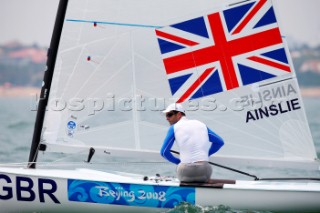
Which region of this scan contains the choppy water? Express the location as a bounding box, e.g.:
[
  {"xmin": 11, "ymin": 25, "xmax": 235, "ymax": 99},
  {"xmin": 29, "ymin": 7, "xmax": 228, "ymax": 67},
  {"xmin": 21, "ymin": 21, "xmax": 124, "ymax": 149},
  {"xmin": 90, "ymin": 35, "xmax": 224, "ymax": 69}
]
[{"xmin": 0, "ymin": 97, "xmax": 319, "ymax": 213}]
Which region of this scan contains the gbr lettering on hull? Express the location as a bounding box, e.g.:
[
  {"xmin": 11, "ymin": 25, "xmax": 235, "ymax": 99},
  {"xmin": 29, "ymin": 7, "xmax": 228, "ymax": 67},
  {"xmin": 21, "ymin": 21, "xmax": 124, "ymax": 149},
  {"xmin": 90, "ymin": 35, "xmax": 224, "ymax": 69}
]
[{"xmin": 0, "ymin": 174, "xmax": 60, "ymax": 204}]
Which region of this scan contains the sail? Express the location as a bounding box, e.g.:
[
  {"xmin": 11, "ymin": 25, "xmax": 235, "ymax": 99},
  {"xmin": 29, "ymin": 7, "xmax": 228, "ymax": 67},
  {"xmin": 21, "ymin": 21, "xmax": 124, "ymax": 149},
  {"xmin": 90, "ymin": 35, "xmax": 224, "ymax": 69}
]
[{"xmin": 40, "ymin": 0, "xmax": 318, "ymax": 169}]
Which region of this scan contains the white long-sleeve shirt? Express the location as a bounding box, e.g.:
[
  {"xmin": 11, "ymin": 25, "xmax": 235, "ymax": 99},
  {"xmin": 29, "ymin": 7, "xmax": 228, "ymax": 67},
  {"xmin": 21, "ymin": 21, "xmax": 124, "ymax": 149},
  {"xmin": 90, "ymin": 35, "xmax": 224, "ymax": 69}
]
[{"xmin": 161, "ymin": 117, "xmax": 224, "ymax": 164}]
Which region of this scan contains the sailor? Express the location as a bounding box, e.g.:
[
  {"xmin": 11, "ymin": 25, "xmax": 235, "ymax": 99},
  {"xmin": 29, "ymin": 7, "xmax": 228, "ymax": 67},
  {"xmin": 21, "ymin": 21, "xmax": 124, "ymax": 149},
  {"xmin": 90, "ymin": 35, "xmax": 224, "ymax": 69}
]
[{"xmin": 160, "ymin": 103, "xmax": 224, "ymax": 183}]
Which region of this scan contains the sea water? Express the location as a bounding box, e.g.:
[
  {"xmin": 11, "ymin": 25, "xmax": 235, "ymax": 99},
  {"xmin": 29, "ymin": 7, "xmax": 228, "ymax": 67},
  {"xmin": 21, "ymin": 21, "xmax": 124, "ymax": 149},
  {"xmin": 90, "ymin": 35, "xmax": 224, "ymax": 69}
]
[{"xmin": 0, "ymin": 97, "xmax": 319, "ymax": 213}]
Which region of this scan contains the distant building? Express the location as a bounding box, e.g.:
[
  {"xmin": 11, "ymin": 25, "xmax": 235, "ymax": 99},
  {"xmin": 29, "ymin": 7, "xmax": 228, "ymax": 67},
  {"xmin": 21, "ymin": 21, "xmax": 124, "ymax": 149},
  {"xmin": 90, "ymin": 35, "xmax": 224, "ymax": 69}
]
[
  {"xmin": 290, "ymin": 50, "xmax": 301, "ymax": 59},
  {"xmin": 300, "ymin": 60, "xmax": 320, "ymax": 73},
  {"xmin": 8, "ymin": 48, "xmax": 47, "ymax": 64}
]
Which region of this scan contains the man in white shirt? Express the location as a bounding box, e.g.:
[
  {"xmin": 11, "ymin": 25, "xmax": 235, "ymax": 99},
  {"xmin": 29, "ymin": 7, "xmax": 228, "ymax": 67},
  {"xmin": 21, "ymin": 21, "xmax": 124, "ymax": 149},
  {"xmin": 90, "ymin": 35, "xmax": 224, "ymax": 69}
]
[{"xmin": 160, "ymin": 103, "xmax": 224, "ymax": 182}]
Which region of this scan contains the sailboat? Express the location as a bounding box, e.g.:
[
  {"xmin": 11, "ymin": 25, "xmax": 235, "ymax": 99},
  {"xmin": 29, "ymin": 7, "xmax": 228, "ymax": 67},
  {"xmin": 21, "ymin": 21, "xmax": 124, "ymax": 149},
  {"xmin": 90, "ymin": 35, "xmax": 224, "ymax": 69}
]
[{"xmin": 1, "ymin": 0, "xmax": 320, "ymax": 212}]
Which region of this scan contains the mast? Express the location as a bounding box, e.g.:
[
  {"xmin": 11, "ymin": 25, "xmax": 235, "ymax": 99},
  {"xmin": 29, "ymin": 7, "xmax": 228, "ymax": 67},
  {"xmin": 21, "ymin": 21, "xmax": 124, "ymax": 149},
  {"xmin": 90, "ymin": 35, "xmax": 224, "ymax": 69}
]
[{"xmin": 28, "ymin": 0, "xmax": 69, "ymax": 168}]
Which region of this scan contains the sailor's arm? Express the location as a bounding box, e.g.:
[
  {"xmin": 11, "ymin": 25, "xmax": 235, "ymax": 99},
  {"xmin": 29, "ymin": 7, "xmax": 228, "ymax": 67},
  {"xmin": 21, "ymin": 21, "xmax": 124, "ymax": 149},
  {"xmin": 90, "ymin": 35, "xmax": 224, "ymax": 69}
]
[
  {"xmin": 160, "ymin": 126, "xmax": 180, "ymax": 164},
  {"xmin": 207, "ymin": 127, "xmax": 224, "ymax": 156}
]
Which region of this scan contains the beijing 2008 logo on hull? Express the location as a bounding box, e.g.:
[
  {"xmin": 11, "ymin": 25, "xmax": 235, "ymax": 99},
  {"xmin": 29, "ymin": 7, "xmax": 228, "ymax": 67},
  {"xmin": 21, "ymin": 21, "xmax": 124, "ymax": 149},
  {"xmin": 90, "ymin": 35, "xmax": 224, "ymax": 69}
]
[{"xmin": 68, "ymin": 179, "xmax": 195, "ymax": 208}]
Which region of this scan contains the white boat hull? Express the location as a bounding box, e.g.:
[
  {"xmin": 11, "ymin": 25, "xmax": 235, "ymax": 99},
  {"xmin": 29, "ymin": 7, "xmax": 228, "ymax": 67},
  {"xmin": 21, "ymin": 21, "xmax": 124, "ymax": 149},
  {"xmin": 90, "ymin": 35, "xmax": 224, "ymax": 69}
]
[{"xmin": 1, "ymin": 167, "xmax": 320, "ymax": 212}]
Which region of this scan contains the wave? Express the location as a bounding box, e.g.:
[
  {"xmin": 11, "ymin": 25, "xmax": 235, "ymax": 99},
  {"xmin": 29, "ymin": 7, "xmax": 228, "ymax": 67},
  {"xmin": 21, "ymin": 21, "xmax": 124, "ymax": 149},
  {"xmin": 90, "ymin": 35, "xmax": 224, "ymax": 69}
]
[
  {"xmin": 164, "ymin": 202, "xmax": 273, "ymax": 213},
  {"xmin": 7, "ymin": 121, "xmax": 33, "ymax": 129}
]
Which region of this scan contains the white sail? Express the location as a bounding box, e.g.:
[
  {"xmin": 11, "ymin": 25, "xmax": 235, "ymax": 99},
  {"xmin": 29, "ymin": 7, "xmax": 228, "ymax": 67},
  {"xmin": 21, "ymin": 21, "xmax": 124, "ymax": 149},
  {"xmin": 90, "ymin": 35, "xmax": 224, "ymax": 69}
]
[{"xmin": 41, "ymin": 0, "xmax": 318, "ymax": 170}]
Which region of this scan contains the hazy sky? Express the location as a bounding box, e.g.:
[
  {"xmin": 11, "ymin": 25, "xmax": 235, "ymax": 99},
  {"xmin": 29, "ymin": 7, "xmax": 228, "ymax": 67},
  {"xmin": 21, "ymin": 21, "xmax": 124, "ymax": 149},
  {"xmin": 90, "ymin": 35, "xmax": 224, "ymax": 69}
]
[{"xmin": 0, "ymin": 0, "xmax": 319, "ymax": 47}]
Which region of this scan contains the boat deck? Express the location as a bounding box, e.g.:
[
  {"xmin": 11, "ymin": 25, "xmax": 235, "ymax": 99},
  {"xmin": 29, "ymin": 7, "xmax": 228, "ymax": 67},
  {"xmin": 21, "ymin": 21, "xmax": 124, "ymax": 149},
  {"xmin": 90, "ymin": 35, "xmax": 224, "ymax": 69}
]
[{"xmin": 180, "ymin": 179, "xmax": 236, "ymax": 188}]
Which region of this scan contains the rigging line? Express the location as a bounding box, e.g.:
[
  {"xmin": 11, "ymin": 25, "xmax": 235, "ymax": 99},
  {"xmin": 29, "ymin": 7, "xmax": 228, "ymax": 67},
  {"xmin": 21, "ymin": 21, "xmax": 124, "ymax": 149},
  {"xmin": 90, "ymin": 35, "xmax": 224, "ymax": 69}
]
[
  {"xmin": 66, "ymin": 19, "xmax": 162, "ymax": 29},
  {"xmin": 170, "ymin": 150, "xmax": 260, "ymax": 180}
]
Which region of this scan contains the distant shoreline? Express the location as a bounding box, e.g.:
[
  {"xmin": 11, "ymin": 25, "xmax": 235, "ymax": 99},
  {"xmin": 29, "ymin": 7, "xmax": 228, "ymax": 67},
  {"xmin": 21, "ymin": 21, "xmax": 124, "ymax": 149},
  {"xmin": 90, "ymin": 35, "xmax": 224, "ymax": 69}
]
[
  {"xmin": 1, "ymin": 86, "xmax": 320, "ymax": 98},
  {"xmin": 0, "ymin": 86, "xmax": 40, "ymax": 97},
  {"xmin": 300, "ymin": 87, "xmax": 320, "ymax": 98}
]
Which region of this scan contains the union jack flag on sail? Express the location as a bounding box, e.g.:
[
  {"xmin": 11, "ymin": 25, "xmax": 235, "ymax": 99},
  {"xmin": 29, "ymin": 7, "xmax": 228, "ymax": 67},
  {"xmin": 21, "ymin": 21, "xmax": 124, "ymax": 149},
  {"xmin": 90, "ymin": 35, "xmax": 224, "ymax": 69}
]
[{"xmin": 155, "ymin": 0, "xmax": 292, "ymax": 103}]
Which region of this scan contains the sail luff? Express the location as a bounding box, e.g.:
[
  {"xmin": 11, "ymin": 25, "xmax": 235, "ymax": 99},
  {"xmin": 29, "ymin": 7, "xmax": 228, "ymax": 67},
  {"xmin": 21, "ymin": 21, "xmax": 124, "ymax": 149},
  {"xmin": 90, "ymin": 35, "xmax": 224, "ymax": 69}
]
[{"xmin": 28, "ymin": 0, "xmax": 69, "ymax": 168}]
